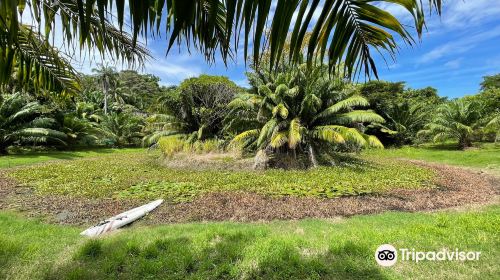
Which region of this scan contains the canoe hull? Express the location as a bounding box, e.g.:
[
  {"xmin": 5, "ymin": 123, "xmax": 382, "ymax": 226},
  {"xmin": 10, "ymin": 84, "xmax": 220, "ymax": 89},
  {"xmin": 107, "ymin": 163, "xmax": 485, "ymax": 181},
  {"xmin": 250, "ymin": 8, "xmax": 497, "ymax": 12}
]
[{"xmin": 80, "ymin": 199, "xmax": 163, "ymax": 237}]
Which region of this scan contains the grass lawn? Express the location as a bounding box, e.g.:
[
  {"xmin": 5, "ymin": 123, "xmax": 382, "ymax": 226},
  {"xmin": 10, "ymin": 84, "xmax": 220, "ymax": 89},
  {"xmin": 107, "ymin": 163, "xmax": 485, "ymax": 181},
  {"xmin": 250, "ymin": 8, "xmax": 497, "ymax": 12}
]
[
  {"xmin": 1, "ymin": 146, "xmax": 498, "ymax": 279},
  {"xmin": 365, "ymin": 143, "xmax": 500, "ymax": 171},
  {"xmin": 0, "ymin": 148, "xmax": 143, "ymax": 169},
  {"xmin": 1, "ymin": 205, "xmax": 498, "ymax": 279},
  {"xmin": 7, "ymin": 151, "xmax": 435, "ymax": 201}
]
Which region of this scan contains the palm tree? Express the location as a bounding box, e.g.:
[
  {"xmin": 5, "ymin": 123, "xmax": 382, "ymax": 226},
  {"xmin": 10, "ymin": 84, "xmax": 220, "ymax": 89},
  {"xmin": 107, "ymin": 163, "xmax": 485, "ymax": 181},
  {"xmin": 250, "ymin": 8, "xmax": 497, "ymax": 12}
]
[
  {"xmin": 485, "ymin": 114, "xmax": 500, "ymax": 142},
  {"xmin": 143, "ymin": 76, "xmax": 238, "ymax": 147},
  {"xmin": 368, "ymin": 101, "xmax": 430, "ymax": 146},
  {"xmin": 61, "ymin": 115, "xmax": 100, "ymax": 146},
  {"xmin": 0, "ymin": 1, "xmax": 149, "ymax": 94},
  {"xmin": 2, "ymin": 1, "xmax": 442, "ymax": 93},
  {"xmin": 100, "ymin": 112, "xmax": 145, "ymax": 147},
  {"xmin": 142, "ymin": 113, "xmax": 184, "ymax": 148},
  {"xmin": 0, "ymin": 93, "xmax": 67, "ymax": 153},
  {"xmin": 229, "ymin": 64, "xmax": 384, "ymax": 168},
  {"xmin": 92, "ymin": 64, "xmax": 119, "ymax": 115},
  {"xmin": 418, "ymin": 100, "xmax": 483, "ymax": 149}
]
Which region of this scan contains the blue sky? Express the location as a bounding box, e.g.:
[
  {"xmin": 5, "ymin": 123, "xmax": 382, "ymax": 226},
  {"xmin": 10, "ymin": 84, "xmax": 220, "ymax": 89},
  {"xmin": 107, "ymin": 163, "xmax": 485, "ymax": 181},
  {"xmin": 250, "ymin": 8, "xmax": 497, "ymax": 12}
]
[{"xmin": 68, "ymin": 1, "xmax": 500, "ymax": 98}]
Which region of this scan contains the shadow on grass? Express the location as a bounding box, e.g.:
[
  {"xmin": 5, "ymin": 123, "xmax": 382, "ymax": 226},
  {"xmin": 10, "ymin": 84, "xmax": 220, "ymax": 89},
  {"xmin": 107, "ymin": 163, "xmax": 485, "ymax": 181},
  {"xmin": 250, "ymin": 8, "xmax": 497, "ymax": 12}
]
[
  {"xmin": 318, "ymin": 152, "xmax": 385, "ymax": 174},
  {"xmin": 417, "ymin": 143, "xmax": 461, "ymax": 151},
  {"xmin": 0, "ymin": 238, "xmax": 22, "ymax": 279},
  {"xmin": 45, "ymin": 233, "xmax": 387, "ymax": 280},
  {"xmin": 0, "ymin": 148, "xmax": 136, "ymax": 168}
]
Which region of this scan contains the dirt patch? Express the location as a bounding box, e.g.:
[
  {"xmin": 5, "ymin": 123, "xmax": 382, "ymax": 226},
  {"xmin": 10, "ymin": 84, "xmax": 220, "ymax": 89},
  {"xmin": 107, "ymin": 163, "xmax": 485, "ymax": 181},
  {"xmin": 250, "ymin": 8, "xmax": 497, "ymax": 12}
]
[
  {"xmin": 0, "ymin": 161, "xmax": 498, "ymax": 225},
  {"xmin": 160, "ymin": 152, "xmax": 255, "ymax": 170}
]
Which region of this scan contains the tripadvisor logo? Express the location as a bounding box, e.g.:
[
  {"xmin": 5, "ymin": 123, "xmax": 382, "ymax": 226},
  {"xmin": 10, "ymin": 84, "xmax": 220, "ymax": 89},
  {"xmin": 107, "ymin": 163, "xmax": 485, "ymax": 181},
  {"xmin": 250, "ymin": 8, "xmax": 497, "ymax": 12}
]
[
  {"xmin": 375, "ymin": 244, "xmax": 481, "ymax": 267},
  {"xmin": 375, "ymin": 244, "xmax": 397, "ymax": 267}
]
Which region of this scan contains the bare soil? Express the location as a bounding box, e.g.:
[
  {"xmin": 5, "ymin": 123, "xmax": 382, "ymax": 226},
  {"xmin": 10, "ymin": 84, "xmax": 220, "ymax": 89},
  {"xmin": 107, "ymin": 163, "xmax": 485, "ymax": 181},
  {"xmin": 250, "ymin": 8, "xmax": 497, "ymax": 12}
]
[{"xmin": 0, "ymin": 160, "xmax": 498, "ymax": 226}]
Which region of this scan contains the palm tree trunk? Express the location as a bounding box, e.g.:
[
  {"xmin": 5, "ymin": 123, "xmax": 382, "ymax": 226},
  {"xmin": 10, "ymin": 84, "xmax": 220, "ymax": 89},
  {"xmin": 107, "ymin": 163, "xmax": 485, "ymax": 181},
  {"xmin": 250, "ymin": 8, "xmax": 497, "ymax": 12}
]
[
  {"xmin": 0, "ymin": 144, "xmax": 8, "ymax": 155},
  {"xmin": 0, "ymin": 136, "xmax": 11, "ymax": 154},
  {"xmin": 308, "ymin": 144, "xmax": 318, "ymax": 168},
  {"xmin": 103, "ymin": 76, "xmax": 109, "ymax": 115},
  {"xmin": 459, "ymin": 137, "xmax": 472, "ymax": 150}
]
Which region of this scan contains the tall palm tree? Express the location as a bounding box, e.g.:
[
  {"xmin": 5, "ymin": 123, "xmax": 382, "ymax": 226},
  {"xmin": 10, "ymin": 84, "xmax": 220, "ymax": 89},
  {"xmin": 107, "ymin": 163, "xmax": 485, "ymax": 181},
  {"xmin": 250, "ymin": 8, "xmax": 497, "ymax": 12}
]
[
  {"xmin": 418, "ymin": 100, "xmax": 483, "ymax": 149},
  {"xmin": 229, "ymin": 63, "xmax": 384, "ymax": 168},
  {"xmin": 2, "ymin": 1, "xmax": 442, "ymax": 93},
  {"xmin": 92, "ymin": 64, "xmax": 119, "ymax": 115}
]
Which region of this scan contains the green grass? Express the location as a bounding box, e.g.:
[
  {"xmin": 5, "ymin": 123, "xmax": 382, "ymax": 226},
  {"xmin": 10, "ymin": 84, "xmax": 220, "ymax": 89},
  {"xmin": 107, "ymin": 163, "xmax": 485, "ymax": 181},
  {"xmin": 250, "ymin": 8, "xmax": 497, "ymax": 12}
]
[
  {"xmin": 0, "ymin": 148, "xmax": 144, "ymax": 169},
  {"xmin": 1, "ymin": 205, "xmax": 499, "ymax": 279},
  {"xmin": 1, "ymin": 146, "xmax": 498, "ymax": 278},
  {"xmin": 7, "ymin": 152, "xmax": 435, "ymax": 202},
  {"xmin": 365, "ymin": 143, "xmax": 500, "ymax": 172}
]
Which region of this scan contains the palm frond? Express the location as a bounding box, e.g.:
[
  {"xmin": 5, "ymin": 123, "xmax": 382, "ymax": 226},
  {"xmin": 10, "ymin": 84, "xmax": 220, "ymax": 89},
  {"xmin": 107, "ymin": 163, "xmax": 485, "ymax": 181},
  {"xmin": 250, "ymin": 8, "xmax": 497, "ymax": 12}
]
[
  {"xmin": 142, "ymin": 130, "xmax": 181, "ymax": 147},
  {"xmin": 315, "ymin": 95, "xmax": 370, "ymax": 119},
  {"xmin": 270, "ymin": 131, "xmax": 288, "ymax": 149},
  {"xmin": 272, "ymin": 103, "xmax": 289, "ymax": 119},
  {"xmin": 257, "ymin": 118, "xmax": 278, "ymax": 148},
  {"xmin": 288, "ymin": 117, "xmax": 301, "ymax": 149},
  {"xmin": 310, "ymin": 126, "xmax": 346, "ymax": 144},
  {"xmin": 1, "ymin": 25, "xmax": 81, "ymax": 95},
  {"xmin": 486, "ymin": 114, "xmax": 500, "ymax": 128},
  {"xmin": 3, "ymin": 0, "xmax": 441, "ymax": 82},
  {"xmin": 13, "ymin": 128, "xmax": 68, "ymax": 145},
  {"xmin": 6, "ymin": 101, "xmax": 43, "ymax": 124},
  {"xmin": 230, "ymin": 128, "xmax": 260, "ymax": 147},
  {"xmin": 362, "ymin": 134, "xmax": 384, "ymax": 148},
  {"xmin": 337, "ymin": 110, "xmax": 385, "ymax": 124},
  {"xmin": 30, "ymin": 117, "xmax": 57, "ymax": 128}
]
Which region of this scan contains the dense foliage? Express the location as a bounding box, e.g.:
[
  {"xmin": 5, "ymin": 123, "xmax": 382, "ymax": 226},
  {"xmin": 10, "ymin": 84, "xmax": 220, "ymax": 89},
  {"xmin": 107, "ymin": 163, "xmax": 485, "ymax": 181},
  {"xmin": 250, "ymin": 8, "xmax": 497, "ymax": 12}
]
[
  {"xmin": 417, "ymin": 99, "xmax": 483, "ymax": 149},
  {"xmin": 0, "ymin": 93, "xmax": 67, "ymax": 154},
  {"xmin": 359, "ymin": 81, "xmax": 445, "ymax": 146},
  {"xmin": 151, "ymin": 75, "xmax": 239, "ymax": 143},
  {"xmin": 1, "ymin": 60, "xmax": 498, "ymax": 167}
]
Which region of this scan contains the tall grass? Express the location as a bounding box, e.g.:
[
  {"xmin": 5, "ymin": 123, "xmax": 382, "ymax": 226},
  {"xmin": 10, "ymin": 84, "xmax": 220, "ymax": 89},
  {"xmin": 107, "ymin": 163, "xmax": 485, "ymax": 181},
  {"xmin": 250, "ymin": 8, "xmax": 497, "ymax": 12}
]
[{"xmin": 158, "ymin": 136, "xmax": 223, "ymax": 157}]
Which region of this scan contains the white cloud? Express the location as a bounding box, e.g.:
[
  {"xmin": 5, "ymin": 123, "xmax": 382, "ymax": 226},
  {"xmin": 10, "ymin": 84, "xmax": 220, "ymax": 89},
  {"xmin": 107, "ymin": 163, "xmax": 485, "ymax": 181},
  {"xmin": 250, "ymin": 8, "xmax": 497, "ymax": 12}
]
[
  {"xmin": 439, "ymin": 0, "xmax": 500, "ymax": 28},
  {"xmin": 234, "ymin": 78, "xmax": 250, "ymax": 88},
  {"xmin": 144, "ymin": 51, "xmax": 201, "ymax": 85},
  {"xmin": 418, "ymin": 26, "xmax": 500, "ymax": 64},
  {"xmin": 444, "ymin": 58, "xmax": 462, "ymax": 69}
]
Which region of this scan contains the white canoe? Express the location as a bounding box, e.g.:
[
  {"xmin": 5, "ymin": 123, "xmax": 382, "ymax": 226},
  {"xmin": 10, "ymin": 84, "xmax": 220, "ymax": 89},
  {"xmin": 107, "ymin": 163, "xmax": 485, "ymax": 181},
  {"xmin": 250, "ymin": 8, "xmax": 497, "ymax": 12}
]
[{"xmin": 80, "ymin": 199, "xmax": 163, "ymax": 237}]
